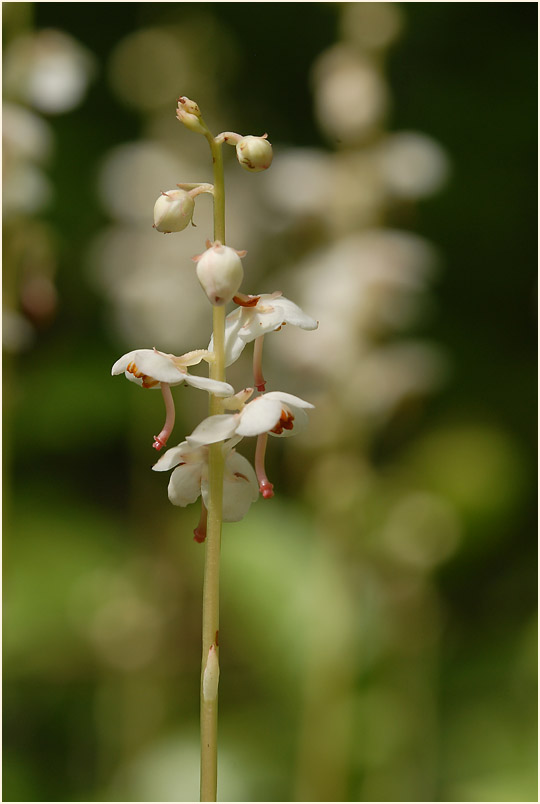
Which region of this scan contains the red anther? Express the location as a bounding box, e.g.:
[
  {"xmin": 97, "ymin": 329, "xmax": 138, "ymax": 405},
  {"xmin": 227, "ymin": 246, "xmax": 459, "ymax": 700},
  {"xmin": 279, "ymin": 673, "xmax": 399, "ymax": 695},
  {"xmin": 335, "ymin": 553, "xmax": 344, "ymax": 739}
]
[
  {"xmin": 126, "ymin": 361, "xmax": 159, "ymax": 389},
  {"xmin": 153, "ymin": 435, "xmax": 166, "ymax": 450},
  {"xmin": 256, "ymin": 381, "xmax": 266, "ymax": 392},
  {"xmin": 271, "ymin": 409, "xmax": 294, "ymax": 435},
  {"xmin": 233, "ymin": 293, "xmax": 260, "ymax": 307}
]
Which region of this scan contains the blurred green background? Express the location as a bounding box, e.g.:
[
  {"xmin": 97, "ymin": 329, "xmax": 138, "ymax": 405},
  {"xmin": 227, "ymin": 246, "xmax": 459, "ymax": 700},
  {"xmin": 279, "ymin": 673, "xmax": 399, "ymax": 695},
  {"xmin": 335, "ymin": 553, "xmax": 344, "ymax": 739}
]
[{"xmin": 3, "ymin": 2, "xmax": 537, "ymax": 802}]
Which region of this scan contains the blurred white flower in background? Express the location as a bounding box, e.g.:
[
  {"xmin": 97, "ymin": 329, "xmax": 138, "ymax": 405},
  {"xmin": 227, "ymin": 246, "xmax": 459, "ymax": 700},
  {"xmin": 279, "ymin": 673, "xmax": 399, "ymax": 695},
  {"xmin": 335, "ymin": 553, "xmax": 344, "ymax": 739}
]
[
  {"xmin": 376, "ymin": 131, "xmax": 450, "ymax": 200},
  {"xmin": 312, "ymin": 45, "xmax": 390, "ymax": 145},
  {"xmin": 3, "ymin": 25, "xmax": 95, "ymax": 353},
  {"xmin": 3, "ymin": 28, "xmax": 96, "ymax": 114}
]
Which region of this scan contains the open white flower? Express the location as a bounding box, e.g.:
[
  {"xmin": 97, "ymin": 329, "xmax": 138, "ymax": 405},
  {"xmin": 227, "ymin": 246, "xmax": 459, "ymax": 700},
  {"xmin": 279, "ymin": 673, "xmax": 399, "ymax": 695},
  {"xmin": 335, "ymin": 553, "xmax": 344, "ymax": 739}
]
[
  {"xmin": 111, "ymin": 347, "xmax": 233, "ymax": 395},
  {"xmin": 153, "ymin": 440, "xmax": 259, "ymax": 537},
  {"xmin": 187, "ymin": 391, "xmax": 314, "ymax": 445},
  {"xmin": 186, "ymin": 391, "xmax": 313, "ymax": 500},
  {"xmin": 209, "ymin": 292, "xmax": 318, "ymax": 367},
  {"xmin": 111, "ymin": 347, "xmax": 234, "ymax": 451}
]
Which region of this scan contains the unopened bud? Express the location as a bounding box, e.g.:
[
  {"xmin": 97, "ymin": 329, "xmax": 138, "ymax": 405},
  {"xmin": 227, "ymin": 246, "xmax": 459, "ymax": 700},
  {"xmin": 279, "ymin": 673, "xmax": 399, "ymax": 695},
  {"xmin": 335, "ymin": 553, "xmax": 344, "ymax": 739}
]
[
  {"xmin": 177, "ymin": 96, "xmax": 201, "ymax": 117},
  {"xmin": 236, "ymin": 135, "xmax": 273, "ymax": 172},
  {"xmin": 176, "ymin": 96, "xmax": 207, "ymax": 134},
  {"xmin": 153, "ymin": 190, "xmax": 194, "ymax": 233},
  {"xmin": 193, "ymin": 240, "xmax": 246, "ymax": 306}
]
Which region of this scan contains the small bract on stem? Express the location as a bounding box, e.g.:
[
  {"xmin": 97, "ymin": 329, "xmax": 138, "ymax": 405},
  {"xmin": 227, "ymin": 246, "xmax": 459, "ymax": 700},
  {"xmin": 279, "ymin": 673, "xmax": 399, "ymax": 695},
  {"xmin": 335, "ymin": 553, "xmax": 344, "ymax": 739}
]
[{"xmin": 111, "ymin": 95, "xmax": 318, "ymax": 802}]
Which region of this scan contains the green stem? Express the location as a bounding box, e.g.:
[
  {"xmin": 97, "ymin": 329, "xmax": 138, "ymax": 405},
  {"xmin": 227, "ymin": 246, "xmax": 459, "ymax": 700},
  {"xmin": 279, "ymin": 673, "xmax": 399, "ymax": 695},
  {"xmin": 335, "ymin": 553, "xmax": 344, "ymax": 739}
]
[{"xmin": 200, "ymin": 131, "xmax": 226, "ymax": 803}]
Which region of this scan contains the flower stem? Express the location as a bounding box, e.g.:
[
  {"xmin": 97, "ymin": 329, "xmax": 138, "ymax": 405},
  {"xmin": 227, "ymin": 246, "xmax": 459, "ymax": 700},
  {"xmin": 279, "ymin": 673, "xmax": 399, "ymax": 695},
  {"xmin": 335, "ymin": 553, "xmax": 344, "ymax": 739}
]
[{"xmin": 200, "ymin": 131, "xmax": 226, "ymax": 802}]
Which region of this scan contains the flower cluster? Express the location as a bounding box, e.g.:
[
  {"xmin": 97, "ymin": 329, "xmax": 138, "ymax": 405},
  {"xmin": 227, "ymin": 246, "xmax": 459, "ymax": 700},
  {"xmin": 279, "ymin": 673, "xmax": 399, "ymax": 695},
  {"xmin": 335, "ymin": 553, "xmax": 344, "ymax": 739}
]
[{"xmin": 112, "ymin": 97, "xmax": 318, "ymax": 539}]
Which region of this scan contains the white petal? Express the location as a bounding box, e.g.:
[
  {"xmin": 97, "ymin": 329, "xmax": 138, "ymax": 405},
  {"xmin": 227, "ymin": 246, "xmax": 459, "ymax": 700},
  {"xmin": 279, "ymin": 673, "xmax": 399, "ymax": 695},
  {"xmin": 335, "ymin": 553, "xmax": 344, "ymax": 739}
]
[
  {"xmin": 152, "ymin": 443, "xmax": 189, "ymax": 472},
  {"xmin": 168, "ymin": 463, "xmax": 202, "ymax": 507},
  {"xmin": 262, "ymin": 391, "xmax": 315, "ymax": 409},
  {"xmin": 111, "ymin": 350, "xmax": 137, "ymax": 375},
  {"xmin": 132, "ymin": 349, "xmax": 187, "ymax": 385},
  {"xmin": 222, "ymin": 452, "xmax": 259, "ymax": 521},
  {"xmin": 112, "ymin": 348, "xmax": 187, "ymax": 386},
  {"xmin": 184, "ymin": 373, "xmax": 234, "ymax": 396},
  {"xmin": 239, "ymin": 307, "xmax": 282, "ymax": 341},
  {"xmin": 222, "ymin": 310, "xmax": 246, "ymax": 367},
  {"xmin": 271, "ymin": 296, "xmax": 318, "ymax": 330},
  {"xmin": 200, "ymin": 450, "xmax": 259, "ymax": 522},
  {"xmin": 235, "ymin": 396, "xmax": 283, "ymax": 437},
  {"xmin": 187, "ymin": 414, "xmax": 238, "ymax": 446}
]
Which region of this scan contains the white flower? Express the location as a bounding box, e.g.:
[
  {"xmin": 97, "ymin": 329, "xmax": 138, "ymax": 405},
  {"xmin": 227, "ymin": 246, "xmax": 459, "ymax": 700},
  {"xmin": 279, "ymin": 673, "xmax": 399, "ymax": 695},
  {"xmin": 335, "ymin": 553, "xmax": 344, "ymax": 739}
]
[
  {"xmin": 187, "ymin": 391, "xmax": 314, "ymax": 446},
  {"xmin": 111, "ymin": 347, "xmax": 233, "ymax": 396},
  {"xmin": 209, "ymin": 292, "xmax": 318, "ymax": 366},
  {"xmin": 152, "ymin": 440, "xmax": 259, "ymax": 522}
]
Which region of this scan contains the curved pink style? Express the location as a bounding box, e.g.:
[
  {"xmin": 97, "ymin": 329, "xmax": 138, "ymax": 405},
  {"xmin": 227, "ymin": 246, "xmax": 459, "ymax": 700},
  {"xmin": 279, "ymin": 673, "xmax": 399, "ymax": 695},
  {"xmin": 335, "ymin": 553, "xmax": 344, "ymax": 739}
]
[
  {"xmin": 255, "ymin": 432, "xmax": 274, "ymax": 498},
  {"xmin": 152, "ymin": 383, "xmax": 176, "ymax": 450}
]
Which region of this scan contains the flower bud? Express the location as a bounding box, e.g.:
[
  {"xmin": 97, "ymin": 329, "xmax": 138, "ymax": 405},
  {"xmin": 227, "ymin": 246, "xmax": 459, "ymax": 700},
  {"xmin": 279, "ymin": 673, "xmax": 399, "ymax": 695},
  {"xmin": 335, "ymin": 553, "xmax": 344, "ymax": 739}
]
[
  {"xmin": 176, "ymin": 96, "xmax": 208, "ymax": 134},
  {"xmin": 236, "ymin": 135, "xmax": 273, "ymax": 172},
  {"xmin": 193, "ymin": 240, "xmax": 246, "ymax": 306},
  {"xmin": 153, "ymin": 189, "xmax": 195, "ymax": 233}
]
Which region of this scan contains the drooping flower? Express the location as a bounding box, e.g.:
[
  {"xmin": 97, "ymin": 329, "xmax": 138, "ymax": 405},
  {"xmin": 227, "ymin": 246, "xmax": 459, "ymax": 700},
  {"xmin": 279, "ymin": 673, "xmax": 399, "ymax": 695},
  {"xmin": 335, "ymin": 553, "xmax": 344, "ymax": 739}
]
[
  {"xmin": 111, "ymin": 347, "xmax": 234, "ymax": 450},
  {"xmin": 209, "ymin": 292, "xmax": 318, "ymax": 368},
  {"xmin": 152, "ymin": 439, "xmax": 259, "ymax": 537}
]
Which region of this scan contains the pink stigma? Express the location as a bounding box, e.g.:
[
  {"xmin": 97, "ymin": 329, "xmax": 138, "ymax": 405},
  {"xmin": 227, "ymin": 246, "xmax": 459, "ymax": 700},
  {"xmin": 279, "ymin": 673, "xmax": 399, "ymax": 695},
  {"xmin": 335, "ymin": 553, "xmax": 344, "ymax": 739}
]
[
  {"xmin": 259, "ymin": 479, "xmax": 274, "ymax": 499},
  {"xmin": 194, "ymin": 502, "xmax": 208, "ymax": 543},
  {"xmin": 153, "ymin": 435, "xmax": 166, "ymax": 450},
  {"xmin": 255, "ymin": 432, "xmax": 275, "ymax": 500}
]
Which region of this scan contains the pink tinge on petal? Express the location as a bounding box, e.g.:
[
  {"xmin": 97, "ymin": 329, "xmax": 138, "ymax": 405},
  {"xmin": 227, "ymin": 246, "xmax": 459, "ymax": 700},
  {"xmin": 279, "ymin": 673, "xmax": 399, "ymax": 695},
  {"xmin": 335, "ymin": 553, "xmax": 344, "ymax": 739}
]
[
  {"xmin": 255, "ymin": 432, "xmax": 274, "ymax": 499},
  {"xmin": 194, "ymin": 501, "xmax": 208, "ymax": 543}
]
